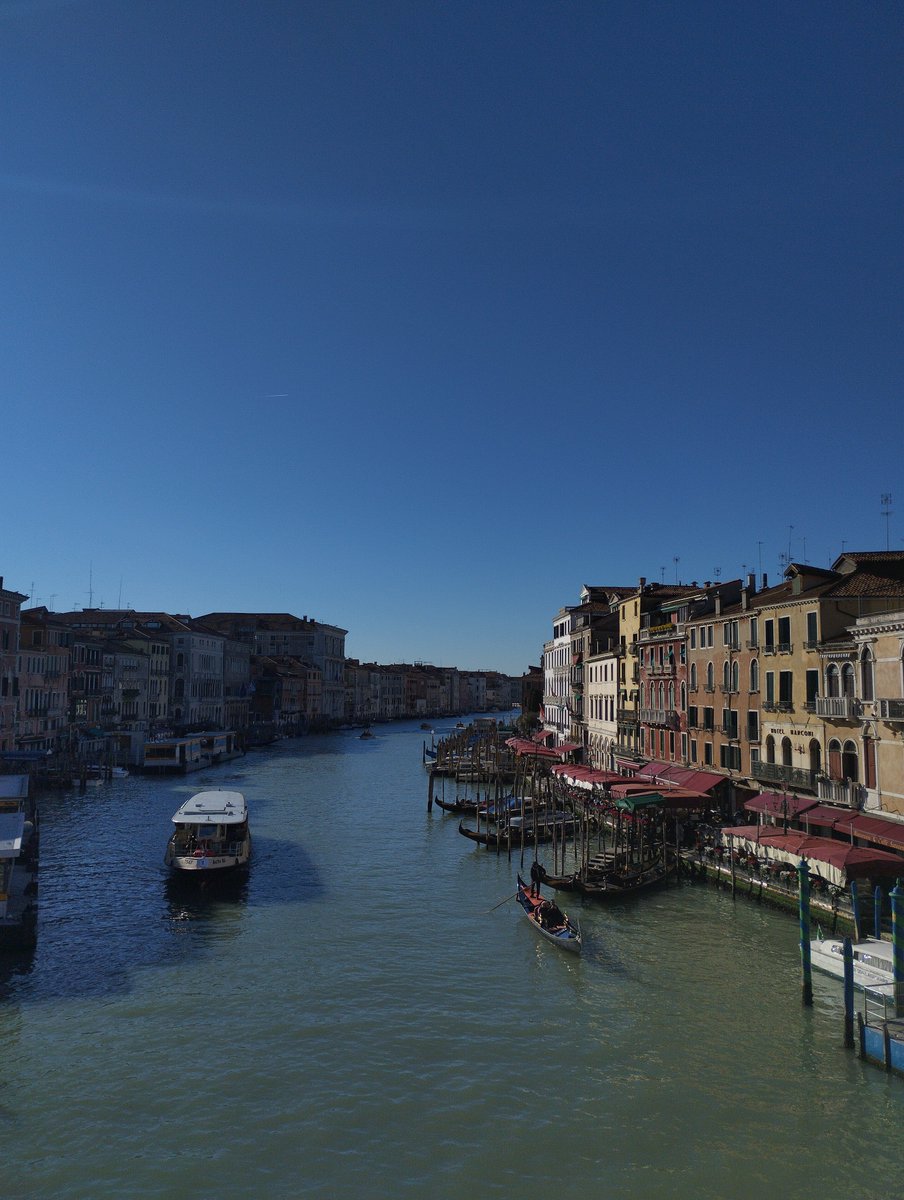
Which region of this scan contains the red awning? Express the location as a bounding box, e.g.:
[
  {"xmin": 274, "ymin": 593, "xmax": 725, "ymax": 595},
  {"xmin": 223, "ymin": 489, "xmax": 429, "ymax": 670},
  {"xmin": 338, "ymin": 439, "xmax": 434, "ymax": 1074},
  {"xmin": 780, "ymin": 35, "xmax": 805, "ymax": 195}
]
[
  {"xmin": 798, "ymin": 805, "xmax": 850, "ymax": 830},
  {"xmin": 555, "ymin": 742, "xmax": 582, "ymax": 754},
  {"xmin": 723, "ymin": 826, "xmax": 904, "ymax": 879},
  {"xmin": 628, "ymin": 761, "xmax": 725, "ymax": 793},
  {"xmin": 839, "ymin": 812, "xmax": 904, "ymax": 852},
  {"xmin": 744, "ymin": 792, "xmax": 819, "ymax": 818}
]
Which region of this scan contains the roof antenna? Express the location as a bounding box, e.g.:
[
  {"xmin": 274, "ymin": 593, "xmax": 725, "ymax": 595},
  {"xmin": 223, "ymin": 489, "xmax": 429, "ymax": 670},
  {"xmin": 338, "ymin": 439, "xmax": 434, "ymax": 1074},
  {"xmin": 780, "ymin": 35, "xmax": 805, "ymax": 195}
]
[
  {"xmin": 881, "ymin": 493, "xmax": 893, "ymax": 551},
  {"xmin": 673, "ymin": 555, "xmax": 680, "ymax": 584}
]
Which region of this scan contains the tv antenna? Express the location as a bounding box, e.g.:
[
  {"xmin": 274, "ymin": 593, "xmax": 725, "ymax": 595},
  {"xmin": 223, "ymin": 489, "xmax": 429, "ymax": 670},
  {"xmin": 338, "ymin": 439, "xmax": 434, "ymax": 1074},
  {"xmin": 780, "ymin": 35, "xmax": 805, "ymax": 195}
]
[
  {"xmin": 881, "ymin": 493, "xmax": 893, "ymax": 550},
  {"xmin": 673, "ymin": 556, "xmax": 680, "ymax": 584}
]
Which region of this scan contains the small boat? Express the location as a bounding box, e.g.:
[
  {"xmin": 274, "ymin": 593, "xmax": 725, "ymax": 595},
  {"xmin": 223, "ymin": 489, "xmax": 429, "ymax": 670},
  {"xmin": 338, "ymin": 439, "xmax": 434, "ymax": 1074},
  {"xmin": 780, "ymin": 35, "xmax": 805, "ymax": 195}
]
[
  {"xmin": 543, "ymin": 857, "xmax": 675, "ymax": 899},
  {"xmin": 420, "ymin": 722, "xmax": 432, "ymax": 730},
  {"xmin": 810, "ymin": 936, "xmax": 896, "ymax": 995},
  {"xmin": 516, "ymin": 875, "xmax": 582, "ymax": 953},
  {"xmin": 360, "ymin": 728, "xmax": 374, "ymax": 740},
  {"xmin": 433, "ymin": 795, "xmax": 478, "ymax": 814},
  {"xmin": 164, "ymin": 790, "xmax": 251, "ymax": 875}
]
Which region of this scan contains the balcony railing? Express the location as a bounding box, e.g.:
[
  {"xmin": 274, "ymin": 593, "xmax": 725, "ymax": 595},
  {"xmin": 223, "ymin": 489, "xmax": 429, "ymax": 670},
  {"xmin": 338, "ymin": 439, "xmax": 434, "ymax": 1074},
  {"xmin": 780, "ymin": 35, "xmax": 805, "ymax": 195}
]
[
  {"xmin": 719, "ymin": 684, "xmax": 738, "ymax": 695},
  {"xmin": 750, "ymin": 761, "xmax": 819, "ymax": 791},
  {"xmin": 746, "ymin": 639, "xmax": 759, "ymax": 650},
  {"xmin": 814, "ymin": 696, "xmax": 862, "ymax": 720},
  {"xmin": 878, "ymin": 699, "xmax": 904, "ymax": 721},
  {"xmin": 818, "ymin": 777, "xmax": 867, "ymax": 808},
  {"xmin": 639, "ymin": 708, "xmax": 679, "ymax": 728}
]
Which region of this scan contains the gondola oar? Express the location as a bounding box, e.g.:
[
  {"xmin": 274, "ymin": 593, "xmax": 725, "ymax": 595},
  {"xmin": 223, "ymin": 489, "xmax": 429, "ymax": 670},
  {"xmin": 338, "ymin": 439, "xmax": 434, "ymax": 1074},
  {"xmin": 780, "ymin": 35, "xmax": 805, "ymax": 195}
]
[{"xmin": 482, "ymin": 891, "xmax": 517, "ymax": 914}]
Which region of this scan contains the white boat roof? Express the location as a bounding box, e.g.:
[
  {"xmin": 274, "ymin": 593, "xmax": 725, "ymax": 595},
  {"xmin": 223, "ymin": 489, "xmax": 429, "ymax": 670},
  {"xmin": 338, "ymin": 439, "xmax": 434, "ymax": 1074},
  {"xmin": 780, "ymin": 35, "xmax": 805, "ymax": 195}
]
[
  {"xmin": 171, "ymin": 790, "xmax": 247, "ymax": 825},
  {"xmin": 0, "ymin": 811, "xmax": 25, "ymax": 857}
]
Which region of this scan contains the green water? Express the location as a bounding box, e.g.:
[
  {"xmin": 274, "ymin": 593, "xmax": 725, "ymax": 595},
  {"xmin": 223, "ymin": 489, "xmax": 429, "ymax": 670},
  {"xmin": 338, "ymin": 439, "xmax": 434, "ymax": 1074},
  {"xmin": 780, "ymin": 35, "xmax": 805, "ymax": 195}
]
[{"xmin": 1, "ymin": 721, "xmax": 901, "ymax": 1199}]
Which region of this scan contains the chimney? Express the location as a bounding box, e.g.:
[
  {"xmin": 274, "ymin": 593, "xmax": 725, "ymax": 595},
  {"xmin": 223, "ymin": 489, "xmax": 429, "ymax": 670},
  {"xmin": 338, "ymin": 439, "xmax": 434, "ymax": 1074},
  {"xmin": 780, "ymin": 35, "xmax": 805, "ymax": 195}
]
[
  {"xmin": 714, "ymin": 592, "xmax": 721, "ymax": 616},
  {"xmin": 747, "ymin": 572, "xmax": 756, "ymax": 592},
  {"xmin": 762, "ymin": 573, "xmax": 768, "ymax": 589},
  {"xmin": 638, "ymin": 577, "xmax": 646, "ymax": 590},
  {"xmin": 741, "ymin": 585, "xmax": 748, "ymax": 611}
]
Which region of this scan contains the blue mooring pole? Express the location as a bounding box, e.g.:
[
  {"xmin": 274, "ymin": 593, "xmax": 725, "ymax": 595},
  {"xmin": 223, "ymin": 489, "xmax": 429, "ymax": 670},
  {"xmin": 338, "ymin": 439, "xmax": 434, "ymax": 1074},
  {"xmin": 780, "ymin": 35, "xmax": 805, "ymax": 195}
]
[
  {"xmin": 891, "ymin": 879, "xmax": 904, "ymax": 1018},
  {"xmin": 843, "ymin": 936, "xmax": 855, "ymax": 1048},
  {"xmin": 875, "ymin": 885, "xmax": 883, "ymax": 940},
  {"xmin": 850, "ymin": 879, "xmax": 861, "ymax": 941},
  {"xmin": 798, "ymin": 859, "xmax": 813, "ymax": 1006}
]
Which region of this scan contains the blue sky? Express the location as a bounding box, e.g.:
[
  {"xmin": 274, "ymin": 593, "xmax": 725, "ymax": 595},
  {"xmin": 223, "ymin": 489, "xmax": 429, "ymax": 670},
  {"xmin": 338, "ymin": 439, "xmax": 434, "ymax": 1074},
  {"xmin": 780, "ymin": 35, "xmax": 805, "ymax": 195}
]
[{"xmin": 2, "ymin": 0, "xmax": 901, "ymax": 675}]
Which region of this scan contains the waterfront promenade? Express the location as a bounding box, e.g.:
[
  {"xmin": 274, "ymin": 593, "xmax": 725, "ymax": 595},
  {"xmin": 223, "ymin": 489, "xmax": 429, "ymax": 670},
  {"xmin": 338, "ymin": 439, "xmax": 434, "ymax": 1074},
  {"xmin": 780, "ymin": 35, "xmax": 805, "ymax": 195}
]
[{"xmin": 1, "ymin": 717, "xmax": 902, "ymax": 1199}]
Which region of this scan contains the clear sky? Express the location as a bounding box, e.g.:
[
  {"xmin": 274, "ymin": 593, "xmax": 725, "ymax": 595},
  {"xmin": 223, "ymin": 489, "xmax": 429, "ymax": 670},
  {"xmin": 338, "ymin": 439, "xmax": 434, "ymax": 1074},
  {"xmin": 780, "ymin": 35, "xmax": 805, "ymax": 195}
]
[{"xmin": 2, "ymin": 1, "xmax": 901, "ymax": 676}]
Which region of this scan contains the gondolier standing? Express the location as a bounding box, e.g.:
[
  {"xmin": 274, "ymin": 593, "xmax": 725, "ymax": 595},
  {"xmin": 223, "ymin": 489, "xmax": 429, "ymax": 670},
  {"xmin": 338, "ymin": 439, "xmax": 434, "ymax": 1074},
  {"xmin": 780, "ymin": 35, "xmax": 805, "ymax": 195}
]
[{"xmin": 530, "ymin": 858, "xmax": 545, "ymax": 897}]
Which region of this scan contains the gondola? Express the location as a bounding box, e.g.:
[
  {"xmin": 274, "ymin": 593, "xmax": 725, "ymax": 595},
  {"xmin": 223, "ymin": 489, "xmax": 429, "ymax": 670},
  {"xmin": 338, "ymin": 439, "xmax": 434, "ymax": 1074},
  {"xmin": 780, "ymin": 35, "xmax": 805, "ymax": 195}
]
[
  {"xmin": 433, "ymin": 795, "xmax": 478, "ymax": 814},
  {"xmin": 457, "ymin": 819, "xmax": 569, "ymax": 848},
  {"xmin": 544, "ymin": 858, "xmax": 675, "ymax": 899},
  {"xmin": 515, "ymin": 876, "xmax": 582, "ymax": 954}
]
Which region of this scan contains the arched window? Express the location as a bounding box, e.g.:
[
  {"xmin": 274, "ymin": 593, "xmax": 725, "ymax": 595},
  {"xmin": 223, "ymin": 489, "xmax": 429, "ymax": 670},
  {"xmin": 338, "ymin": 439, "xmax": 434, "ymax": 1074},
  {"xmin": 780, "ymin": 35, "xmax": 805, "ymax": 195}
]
[
  {"xmin": 706, "ymin": 662, "xmax": 714, "ymax": 690},
  {"xmin": 860, "ymin": 648, "xmax": 874, "ymax": 701},
  {"xmin": 781, "ymin": 736, "xmax": 793, "ymax": 766},
  {"xmin": 722, "ymin": 660, "xmax": 730, "ymax": 689},
  {"xmin": 658, "ymin": 682, "xmax": 665, "ymax": 709},
  {"xmin": 640, "ymin": 683, "xmax": 646, "ymax": 707},
  {"xmin": 750, "ymin": 659, "xmax": 759, "ymax": 692},
  {"xmin": 765, "ymin": 734, "xmax": 775, "ymax": 764},
  {"xmin": 841, "ymin": 663, "xmax": 855, "ymax": 698},
  {"xmin": 690, "ymin": 663, "xmax": 698, "ymax": 690},
  {"xmin": 826, "ymin": 664, "xmax": 839, "ymax": 698},
  {"xmin": 668, "ymin": 682, "xmax": 675, "ymax": 710},
  {"xmin": 842, "ymin": 739, "xmax": 859, "ymax": 782},
  {"xmin": 680, "ymin": 682, "xmax": 687, "ymax": 710},
  {"xmin": 808, "ymin": 738, "xmax": 822, "ymax": 777},
  {"xmin": 828, "ymin": 738, "xmax": 842, "ymax": 779},
  {"xmin": 731, "ymin": 661, "xmax": 740, "ymax": 693},
  {"xmin": 863, "ymin": 734, "xmax": 877, "ymax": 789}
]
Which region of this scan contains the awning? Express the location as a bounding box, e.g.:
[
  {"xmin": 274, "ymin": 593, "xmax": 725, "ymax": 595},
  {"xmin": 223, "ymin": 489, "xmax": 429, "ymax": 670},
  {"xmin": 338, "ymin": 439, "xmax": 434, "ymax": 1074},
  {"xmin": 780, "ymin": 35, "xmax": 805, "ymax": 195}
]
[
  {"xmin": 555, "ymin": 742, "xmax": 582, "ymax": 754},
  {"xmin": 837, "ymin": 812, "xmax": 904, "ymax": 853},
  {"xmin": 722, "ymin": 826, "xmax": 904, "ymax": 886},
  {"xmin": 628, "ymin": 761, "xmax": 725, "ymax": 793},
  {"xmin": 550, "ymin": 765, "xmax": 623, "ymax": 789},
  {"xmin": 504, "ymin": 737, "xmax": 561, "ymax": 759},
  {"xmin": 798, "ymin": 805, "xmax": 850, "ymax": 830},
  {"xmin": 744, "ymin": 792, "xmax": 819, "ymax": 818},
  {"xmin": 610, "ymin": 782, "xmax": 708, "ymax": 809}
]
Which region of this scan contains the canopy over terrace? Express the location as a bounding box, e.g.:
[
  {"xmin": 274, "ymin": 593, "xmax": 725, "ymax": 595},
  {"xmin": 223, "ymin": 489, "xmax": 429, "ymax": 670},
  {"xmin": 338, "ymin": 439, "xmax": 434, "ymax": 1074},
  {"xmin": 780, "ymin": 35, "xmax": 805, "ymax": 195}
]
[
  {"xmin": 722, "ymin": 825, "xmax": 904, "ymax": 888},
  {"xmin": 550, "ymin": 764, "xmax": 624, "ymax": 790},
  {"xmin": 504, "ymin": 737, "xmax": 564, "ymax": 761},
  {"xmin": 629, "ymin": 761, "xmax": 726, "ymax": 794},
  {"xmin": 610, "ymin": 781, "xmax": 708, "ymax": 808},
  {"xmin": 744, "ymin": 792, "xmax": 820, "ymax": 820}
]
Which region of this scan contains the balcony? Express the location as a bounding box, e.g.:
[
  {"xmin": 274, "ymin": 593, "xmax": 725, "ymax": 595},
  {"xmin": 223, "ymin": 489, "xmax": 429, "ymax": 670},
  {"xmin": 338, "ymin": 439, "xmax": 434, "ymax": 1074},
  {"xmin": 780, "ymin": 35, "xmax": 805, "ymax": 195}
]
[
  {"xmin": 639, "ymin": 707, "xmax": 679, "ymax": 728},
  {"xmin": 814, "ymin": 696, "xmax": 862, "ymax": 720},
  {"xmin": 818, "ymin": 777, "xmax": 867, "ymax": 808},
  {"xmin": 750, "ymin": 761, "xmax": 819, "ymax": 791},
  {"xmin": 746, "ymin": 639, "xmax": 759, "ymax": 650},
  {"xmin": 648, "ymin": 662, "xmax": 677, "ymax": 677},
  {"xmin": 776, "ymin": 643, "xmax": 792, "ymax": 654},
  {"xmin": 616, "ymin": 708, "xmax": 637, "ymax": 725},
  {"xmin": 878, "ymin": 699, "xmax": 904, "ymax": 721},
  {"xmin": 719, "ymin": 684, "xmax": 738, "ymax": 695},
  {"xmin": 803, "ymin": 640, "xmax": 819, "ymax": 650}
]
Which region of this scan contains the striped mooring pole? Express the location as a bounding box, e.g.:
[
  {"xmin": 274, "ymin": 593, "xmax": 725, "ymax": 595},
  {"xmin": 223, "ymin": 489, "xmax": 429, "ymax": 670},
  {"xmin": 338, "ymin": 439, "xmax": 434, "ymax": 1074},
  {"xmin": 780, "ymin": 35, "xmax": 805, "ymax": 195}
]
[
  {"xmin": 843, "ymin": 937, "xmax": 855, "ymax": 1049},
  {"xmin": 850, "ymin": 879, "xmax": 861, "ymax": 941},
  {"xmin": 798, "ymin": 858, "xmax": 813, "ymax": 1007},
  {"xmin": 891, "ymin": 879, "xmax": 904, "ymax": 1018}
]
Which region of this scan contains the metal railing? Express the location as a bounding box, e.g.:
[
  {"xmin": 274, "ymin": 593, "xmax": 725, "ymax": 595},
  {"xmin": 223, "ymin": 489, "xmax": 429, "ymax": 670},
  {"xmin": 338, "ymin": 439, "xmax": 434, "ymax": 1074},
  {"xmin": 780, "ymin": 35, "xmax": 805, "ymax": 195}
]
[{"xmin": 814, "ymin": 696, "xmax": 862, "ymax": 719}]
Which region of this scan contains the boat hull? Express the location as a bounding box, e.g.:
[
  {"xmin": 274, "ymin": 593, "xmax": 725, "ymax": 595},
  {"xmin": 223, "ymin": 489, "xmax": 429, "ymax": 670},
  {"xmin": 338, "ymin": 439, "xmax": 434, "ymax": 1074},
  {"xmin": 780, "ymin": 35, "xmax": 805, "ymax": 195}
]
[{"xmin": 810, "ymin": 937, "xmax": 896, "ymax": 995}]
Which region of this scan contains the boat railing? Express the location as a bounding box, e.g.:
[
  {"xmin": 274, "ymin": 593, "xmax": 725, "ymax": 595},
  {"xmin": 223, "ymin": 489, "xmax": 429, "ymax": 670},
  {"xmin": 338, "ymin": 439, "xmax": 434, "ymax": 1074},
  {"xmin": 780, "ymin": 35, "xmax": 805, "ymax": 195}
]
[{"xmin": 863, "ymin": 988, "xmax": 896, "ymax": 1026}]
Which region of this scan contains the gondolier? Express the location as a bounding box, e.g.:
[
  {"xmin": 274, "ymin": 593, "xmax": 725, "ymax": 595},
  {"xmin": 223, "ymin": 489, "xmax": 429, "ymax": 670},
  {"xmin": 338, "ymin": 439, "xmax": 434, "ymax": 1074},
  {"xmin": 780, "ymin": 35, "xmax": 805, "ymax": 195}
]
[{"xmin": 529, "ymin": 858, "xmax": 545, "ymax": 896}]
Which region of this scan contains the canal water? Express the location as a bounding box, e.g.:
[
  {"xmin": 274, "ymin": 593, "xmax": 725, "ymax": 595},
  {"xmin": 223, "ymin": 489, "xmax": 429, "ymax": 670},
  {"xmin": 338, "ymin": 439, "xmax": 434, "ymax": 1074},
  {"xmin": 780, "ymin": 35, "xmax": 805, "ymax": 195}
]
[{"xmin": 2, "ymin": 718, "xmax": 901, "ymax": 1200}]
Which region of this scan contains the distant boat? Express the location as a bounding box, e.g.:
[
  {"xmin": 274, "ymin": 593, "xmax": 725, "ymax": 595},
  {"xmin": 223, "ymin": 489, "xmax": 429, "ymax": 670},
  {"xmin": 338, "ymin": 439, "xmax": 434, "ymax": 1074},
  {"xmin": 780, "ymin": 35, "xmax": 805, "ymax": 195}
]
[
  {"xmin": 516, "ymin": 875, "xmax": 582, "ymax": 954},
  {"xmin": 164, "ymin": 790, "xmax": 251, "ymax": 875},
  {"xmin": 360, "ymin": 728, "xmax": 374, "ymax": 740}
]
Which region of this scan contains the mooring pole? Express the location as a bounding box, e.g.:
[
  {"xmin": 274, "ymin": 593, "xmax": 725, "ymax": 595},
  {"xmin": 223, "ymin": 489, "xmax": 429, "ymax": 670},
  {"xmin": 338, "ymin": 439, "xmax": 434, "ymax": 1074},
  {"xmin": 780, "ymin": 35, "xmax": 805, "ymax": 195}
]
[
  {"xmin": 843, "ymin": 936, "xmax": 855, "ymax": 1049},
  {"xmin": 798, "ymin": 858, "xmax": 813, "ymax": 1007},
  {"xmin": 850, "ymin": 879, "xmax": 861, "ymax": 942},
  {"xmin": 890, "ymin": 879, "xmax": 904, "ymax": 1019}
]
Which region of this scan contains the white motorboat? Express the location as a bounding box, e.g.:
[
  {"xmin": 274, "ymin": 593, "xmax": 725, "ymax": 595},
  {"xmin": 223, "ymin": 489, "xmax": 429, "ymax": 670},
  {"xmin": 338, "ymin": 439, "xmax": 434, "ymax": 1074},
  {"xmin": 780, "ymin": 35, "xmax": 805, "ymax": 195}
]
[
  {"xmin": 810, "ymin": 935, "xmax": 896, "ymax": 996},
  {"xmin": 164, "ymin": 790, "xmax": 251, "ymax": 874}
]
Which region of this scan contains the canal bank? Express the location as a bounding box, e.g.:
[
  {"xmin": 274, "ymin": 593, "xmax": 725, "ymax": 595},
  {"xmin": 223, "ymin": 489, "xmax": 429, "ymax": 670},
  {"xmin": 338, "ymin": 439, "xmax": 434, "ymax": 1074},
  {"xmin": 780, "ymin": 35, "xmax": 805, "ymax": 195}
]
[{"xmin": 1, "ymin": 718, "xmax": 903, "ymax": 1200}]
